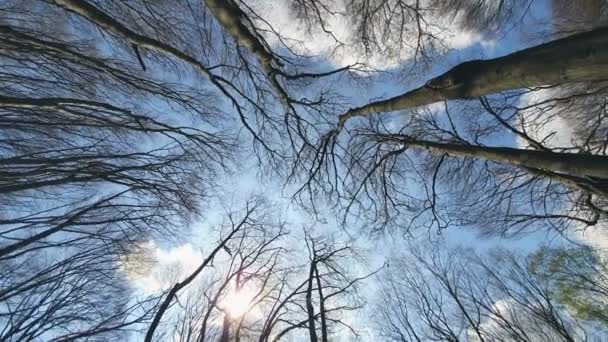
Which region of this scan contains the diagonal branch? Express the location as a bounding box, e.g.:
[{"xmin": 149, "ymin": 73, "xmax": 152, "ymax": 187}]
[
  {"xmin": 52, "ymin": 0, "xmax": 214, "ymax": 79},
  {"xmin": 376, "ymin": 134, "xmax": 608, "ymax": 179},
  {"xmin": 337, "ymin": 26, "xmax": 608, "ymax": 130}
]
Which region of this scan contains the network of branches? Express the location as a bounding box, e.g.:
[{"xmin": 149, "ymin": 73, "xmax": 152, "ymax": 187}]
[{"xmin": 0, "ymin": 0, "xmax": 607, "ymax": 340}]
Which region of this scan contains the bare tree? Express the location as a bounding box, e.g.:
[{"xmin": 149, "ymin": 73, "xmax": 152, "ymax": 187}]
[
  {"xmin": 0, "ymin": 240, "xmax": 158, "ymax": 341},
  {"xmin": 145, "ymin": 226, "xmax": 378, "ymax": 341},
  {"xmin": 144, "ymin": 197, "xmax": 289, "ymax": 342},
  {"xmin": 377, "ymin": 243, "xmax": 605, "ymax": 341},
  {"xmin": 257, "ymin": 230, "xmax": 380, "ymax": 342},
  {"xmin": 334, "ymin": 26, "xmax": 607, "ymax": 128},
  {"xmin": 0, "ymin": 1, "xmax": 235, "ymax": 339},
  {"xmin": 3, "ymin": 0, "xmax": 607, "ymax": 339},
  {"xmin": 292, "ymin": 19, "xmax": 608, "ymax": 235}
]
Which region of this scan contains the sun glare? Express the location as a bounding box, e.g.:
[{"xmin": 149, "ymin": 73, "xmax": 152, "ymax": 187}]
[{"xmin": 222, "ymin": 287, "xmax": 257, "ymax": 318}]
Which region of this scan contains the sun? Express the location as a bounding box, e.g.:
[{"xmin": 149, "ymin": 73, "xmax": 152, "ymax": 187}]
[{"xmin": 221, "ymin": 286, "xmax": 257, "ymax": 318}]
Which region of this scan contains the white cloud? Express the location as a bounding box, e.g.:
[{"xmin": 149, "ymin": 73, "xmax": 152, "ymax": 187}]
[
  {"xmin": 249, "ymin": 0, "xmax": 495, "ymax": 69},
  {"xmin": 121, "ymin": 241, "xmax": 204, "ymax": 294},
  {"xmin": 575, "ymin": 223, "xmax": 608, "ymax": 252},
  {"xmin": 515, "ymin": 88, "xmax": 576, "ymax": 149},
  {"xmin": 450, "ymin": 29, "xmax": 491, "ymax": 50}
]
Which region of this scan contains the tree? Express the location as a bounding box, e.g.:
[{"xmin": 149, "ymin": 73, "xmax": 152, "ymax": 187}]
[
  {"xmin": 0, "ymin": 241, "xmax": 157, "ymax": 341},
  {"xmin": 0, "ymin": 0, "xmax": 233, "ymax": 339},
  {"xmin": 2, "ymin": 0, "xmax": 608, "ymax": 339},
  {"xmin": 144, "ymin": 226, "xmax": 377, "ymax": 342},
  {"xmin": 297, "ymin": 24, "xmax": 608, "ymax": 235},
  {"xmin": 1, "ymin": 0, "xmax": 373, "ymax": 338},
  {"xmin": 528, "ymin": 245, "xmax": 608, "ymax": 327},
  {"xmin": 377, "ymin": 243, "xmax": 607, "ymax": 341},
  {"xmin": 145, "ymin": 197, "xmax": 289, "ymax": 342}
]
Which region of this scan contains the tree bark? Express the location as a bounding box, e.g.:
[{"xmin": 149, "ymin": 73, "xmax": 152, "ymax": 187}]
[
  {"xmin": 203, "ymin": 0, "xmax": 294, "ymax": 106},
  {"xmin": 313, "ymin": 265, "xmax": 328, "ymax": 342},
  {"xmin": 381, "ymin": 135, "xmax": 608, "ymax": 179},
  {"xmin": 305, "ymin": 262, "xmax": 318, "ymax": 341},
  {"xmin": 203, "ymin": 0, "xmax": 274, "ymax": 70},
  {"xmin": 338, "ymin": 26, "xmax": 608, "ymax": 128}
]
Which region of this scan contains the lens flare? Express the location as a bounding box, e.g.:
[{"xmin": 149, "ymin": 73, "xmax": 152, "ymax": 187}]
[{"xmin": 222, "ymin": 287, "xmax": 256, "ymax": 318}]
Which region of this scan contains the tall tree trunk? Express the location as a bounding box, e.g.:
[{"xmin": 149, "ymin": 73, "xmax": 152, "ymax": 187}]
[
  {"xmin": 381, "ymin": 135, "xmax": 608, "ymax": 178},
  {"xmin": 203, "ymin": 0, "xmax": 293, "ymax": 106},
  {"xmin": 338, "ymin": 26, "xmax": 608, "ymax": 129},
  {"xmin": 313, "ymin": 265, "xmax": 328, "ymax": 342},
  {"xmin": 219, "ymin": 314, "xmax": 231, "ymax": 342},
  {"xmin": 233, "ymin": 272, "xmax": 242, "ymax": 342},
  {"xmin": 203, "ymin": 0, "xmax": 274, "ymax": 70},
  {"xmin": 305, "ymin": 262, "xmax": 318, "ymax": 341}
]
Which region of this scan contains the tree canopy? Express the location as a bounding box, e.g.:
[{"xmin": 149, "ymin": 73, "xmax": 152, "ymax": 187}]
[{"xmin": 0, "ymin": 0, "xmax": 607, "ymax": 340}]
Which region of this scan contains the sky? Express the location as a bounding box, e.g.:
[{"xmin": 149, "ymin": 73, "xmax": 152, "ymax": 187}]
[
  {"xmin": 130, "ymin": 0, "xmax": 585, "ymax": 278},
  {"xmin": 117, "ymin": 0, "xmax": 608, "ymax": 340},
  {"xmin": 2, "ymin": 1, "xmax": 606, "ymax": 341}
]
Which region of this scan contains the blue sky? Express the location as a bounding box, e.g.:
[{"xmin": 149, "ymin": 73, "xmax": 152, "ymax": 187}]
[
  {"xmin": 117, "ymin": 0, "xmax": 608, "ymax": 339},
  {"xmin": 5, "ymin": 1, "xmax": 607, "ymax": 340}
]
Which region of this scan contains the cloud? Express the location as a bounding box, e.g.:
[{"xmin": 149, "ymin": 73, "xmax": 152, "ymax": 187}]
[
  {"xmin": 121, "ymin": 241, "xmax": 204, "ymax": 295},
  {"xmin": 249, "ymin": 0, "xmax": 495, "ymax": 69},
  {"xmin": 575, "ymin": 223, "xmax": 608, "ymax": 252},
  {"xmin": 515, "ymin": 87, "xmax": 576, "ymax": 149}
]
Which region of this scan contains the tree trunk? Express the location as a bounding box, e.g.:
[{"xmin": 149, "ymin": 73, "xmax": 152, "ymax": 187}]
[
  {"xmin": 219, "ymin": 314, "xmax": 231, "ymax": 342},
  {"xmin": 203, "ymin": 0, "xmax": 293, "ymax": 106},
  {"xmin": 313, "ymin": 265, "xmax": 328, "ymax": 342},
  {"xmin": 339, "ymin": 26, "xmax": 608, "ymax": 128},
  {"xmin": 305, "ymin": 262, "xmax": 318, "ymax": 341},
  {"xmin": 203, "ymin": 0, "xmax": 274, "ymax": 69},
  {"xmin": 383, "ymin": 135, "xmax": 608, "ymax": 179}
]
